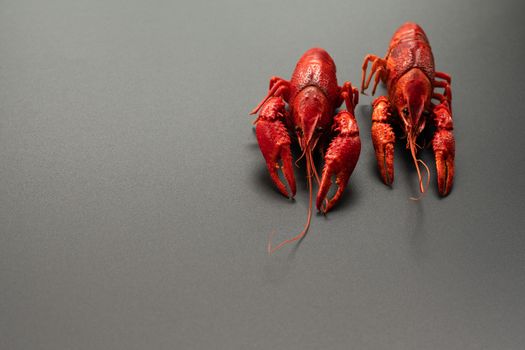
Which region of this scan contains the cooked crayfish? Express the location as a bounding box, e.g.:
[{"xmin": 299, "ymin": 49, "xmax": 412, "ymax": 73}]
[
  {"xmin": 251, "ymin": 48, "xmax": 361, "ymax": 253},
  {"xmin": 361, "ymin": 22, "xmax": 455, "ymax": 197}
]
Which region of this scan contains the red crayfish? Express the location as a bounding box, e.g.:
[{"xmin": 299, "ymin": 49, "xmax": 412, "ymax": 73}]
[
  {"xmin": 361, "ymin": 22, "xmax": 455, "ymax": 197},
  {"xmin": 250, "ymin": 48, "xmax": 361, "ymax": 253}
]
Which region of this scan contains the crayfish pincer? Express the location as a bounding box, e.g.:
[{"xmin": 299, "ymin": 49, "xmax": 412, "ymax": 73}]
[
  {"xmin": 361, "ymin": 22, "xmax": 455, "ymax": 198},
  {"xmin": 250, "ymin": 48, "xmax": 361, "ymax": 253}
]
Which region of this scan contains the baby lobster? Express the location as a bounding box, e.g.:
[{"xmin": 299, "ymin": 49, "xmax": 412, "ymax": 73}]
[
  {"xmin": 250, "ymin": 48, "xmax": 361, "ymax": 253},
  {"xmin": 361, "ymin": 22, "xmax": 455, "ymax": 197}
]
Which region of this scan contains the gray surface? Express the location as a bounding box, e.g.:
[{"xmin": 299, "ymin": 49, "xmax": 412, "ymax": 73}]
[{"xmin": 1, "ymin": 0, "xmax": 524, "ymax": 349}]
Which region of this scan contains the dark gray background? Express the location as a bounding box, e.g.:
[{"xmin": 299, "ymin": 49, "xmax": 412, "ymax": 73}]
[{"xmin": 1, "ymin": 0, "xmax": 524, "ymax": 349}]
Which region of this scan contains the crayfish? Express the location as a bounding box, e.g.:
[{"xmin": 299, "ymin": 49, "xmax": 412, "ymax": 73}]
[
  {"xmin": 251, "ymin": 48, "xmax": 361, "ymax": 253},
  {"xmin": 361, "ymin": 22, "xmax": 455, "ymax": 197}
]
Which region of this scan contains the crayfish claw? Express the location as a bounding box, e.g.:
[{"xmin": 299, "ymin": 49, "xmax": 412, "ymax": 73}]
[
  {"xmin": 371, "ymin": 97, "xmax": 395, "ymax": 186},
  {"xmin": 254, "ymin": 97, "xmax": 297, "ymax": 198},
  {"xmin": 434, "ymin": 149, "xmax": 454, "ymax": 196},
  {"xmin": 265, "ymin": 150, "xmax": 296, "ymax": 198},
  {"xmin": 316, "ymin": 171, "xmax": 350, "ymax": 213},
  {"xmin": 432, "ymin": 102, "xmax": 455, "ymax": 196},
  {"xmin": 316, "ymin": 111, "xmax": 361, "ymax": 213}
]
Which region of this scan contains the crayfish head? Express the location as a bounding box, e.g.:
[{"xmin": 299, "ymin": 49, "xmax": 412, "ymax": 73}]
[
  {"xmin": 292, "ymin": 86, "xmax": 331, "ymax": 150},
  {"xmin": 391, "ymin": 69, "xmax": 433, "ymax": 197},
  {"xmin": 391, "ymin": 69, "xmax": 432, "ymax": 142}
]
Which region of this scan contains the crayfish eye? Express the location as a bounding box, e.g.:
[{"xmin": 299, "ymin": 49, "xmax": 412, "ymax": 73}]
[
  {"xmin": 295, "ymin": 126, "xmax": 303, "ymax": 135},
  {"xmin": 402, "ymin": 108, "xmax": 409, "ymax": 117},
  {"xmin": 316, "ymin": 126, "xmax": 324, "ymax": 133}
]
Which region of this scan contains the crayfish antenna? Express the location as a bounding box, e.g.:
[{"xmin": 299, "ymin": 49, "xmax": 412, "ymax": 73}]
[
  {"xmin": 309, "ymin": 138, "xmax": 322, "ymax": 186},
  {"xmin": 408, "ymin": 134, "xmax": 431, "ymax": 201},
  {"xmin": 267, "ymin": 147, "xmax": 315, "ymax": 255},
  {"xmin": 250, "ymin": 80, "xmax": 289, "ymax": 115}
]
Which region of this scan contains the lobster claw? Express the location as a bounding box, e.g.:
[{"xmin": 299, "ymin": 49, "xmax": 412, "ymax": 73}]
[
  {"xmin": 254, "ymin": 97, "xmax": 296, "ymax": 198},
  {"xmin": 316, "ymin": 111, "xmax": 361, "ymax": 213}
]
